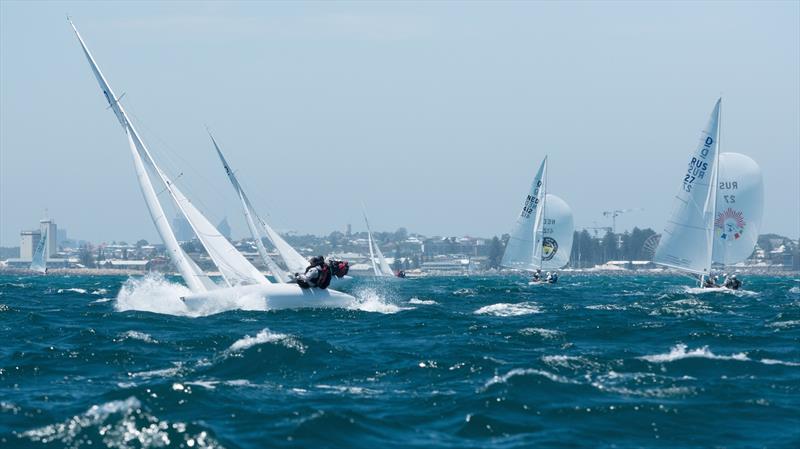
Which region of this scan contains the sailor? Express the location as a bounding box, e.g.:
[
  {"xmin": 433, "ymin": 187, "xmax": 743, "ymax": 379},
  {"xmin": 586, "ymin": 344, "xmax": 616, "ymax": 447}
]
[
  {"xmin": 291, "ymin": 255, "xmax": 332, "ymax": 289},
  {"xmin": 724, "ymin": 274, "xmax": 742, "ymax": 290},
  {"xmin": 328, "ymin": 258, "xmax": 350, "ymax": 278},
  {"xmin": 703, "ymin": 275, "xmax": 718, "ymax": 288},
  {"xmin": 396, "ymin": 270, "xmax": 406, "ymax": 278},
  {"xmin": 532, "ymin": 269, "xmax": 542, "ymax": 283},
  {"xmin": 548, "ymin": 272, "xmax": 559, "ymax": 284},
  {"xmin": 545, "ymin": 271, "xmax": 552, "ymax": 282}
]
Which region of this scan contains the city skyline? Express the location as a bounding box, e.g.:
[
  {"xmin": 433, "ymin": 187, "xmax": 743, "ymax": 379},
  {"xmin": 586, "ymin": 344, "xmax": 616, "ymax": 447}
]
[{"xmin": 2, "ymin": 2, "xmax": 799, "ymax": 246}]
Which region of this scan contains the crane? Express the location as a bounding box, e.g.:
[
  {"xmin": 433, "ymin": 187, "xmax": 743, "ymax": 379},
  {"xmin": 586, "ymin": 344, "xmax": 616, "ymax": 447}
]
[{"xmin": 602, "ymin": 208, "xmax": 643, "ymax": 234}]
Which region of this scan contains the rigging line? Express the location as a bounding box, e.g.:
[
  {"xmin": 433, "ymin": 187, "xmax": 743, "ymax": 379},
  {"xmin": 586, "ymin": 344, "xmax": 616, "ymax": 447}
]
[{"xmin": 123, "ymin": 101, "xmax": 233, "ymax": 222}]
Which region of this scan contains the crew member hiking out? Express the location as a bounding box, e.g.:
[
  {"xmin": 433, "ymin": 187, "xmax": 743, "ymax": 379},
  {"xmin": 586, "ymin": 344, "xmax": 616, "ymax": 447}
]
[{"xmin": 291, "ymin": 255, "xmax": 332, "ymax": 289}]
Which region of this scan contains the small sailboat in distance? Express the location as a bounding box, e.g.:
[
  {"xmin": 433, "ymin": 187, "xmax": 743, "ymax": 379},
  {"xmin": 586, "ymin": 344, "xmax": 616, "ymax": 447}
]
[
  {"xmin": 362, "ymin": 204, "xmax": 397, "ymax": 277},
  {"xmin": 30, "ymin": 229, "xmax": 48, "ymax": 274},
  {"xmin": 654, "ymin": 98, "xmax": 763, "ymax": 290},
  {"xmin": 501, "ymin": 156, "xmax": 574, "ymax": 284}
]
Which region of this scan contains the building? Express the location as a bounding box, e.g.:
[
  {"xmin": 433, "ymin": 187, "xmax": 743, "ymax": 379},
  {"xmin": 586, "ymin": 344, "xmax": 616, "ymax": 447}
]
[
  {"xmin": 19, "ymin": 230, "xmax": 41, "ymax": 261},
  {"xmin": 39, "ymin": 219, "xmax": 58, "ymax": 258}
]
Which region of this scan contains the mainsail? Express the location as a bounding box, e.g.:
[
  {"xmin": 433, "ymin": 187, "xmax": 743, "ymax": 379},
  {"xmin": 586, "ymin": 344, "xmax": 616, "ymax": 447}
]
[
  {"xmin": 209, "ymin": 134, "xmax": 290, "ymax": 282},
  {"xmin": 30, "ymin": 229, "xmax": 47, "ymax": 273},
  {"xmin": 712, "ymin": 152, "xmax": 763, "ymax": 266},
  {"xmin": 654, "ymin": 99, "xmax": 721, "ymax": 276},
  {"xmin": 70, "ymin": 19, "xmax": 216, "ymax": 293},
  {"xmin": 501, "ymin": 157, "xmax": 548, "ymax": 271},
  {"xmin": 71, "ymin": 20, "xmax": 266, "ymax": 289},
  {"xmin": 539, "ymin": 193, "xmax": 574, "ymax": 269}
]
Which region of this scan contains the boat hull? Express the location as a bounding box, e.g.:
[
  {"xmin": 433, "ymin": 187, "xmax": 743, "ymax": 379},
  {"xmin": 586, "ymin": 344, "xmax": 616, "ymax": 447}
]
[{"xmin": 181, "ymin": 284, "xmax": 354, "ymax": 312}]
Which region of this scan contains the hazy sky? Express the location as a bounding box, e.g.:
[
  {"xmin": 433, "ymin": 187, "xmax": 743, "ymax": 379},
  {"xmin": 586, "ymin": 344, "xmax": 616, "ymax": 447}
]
[{"xmin": 1, "ymin": 1, "xmax": 798, "ymax": 246}]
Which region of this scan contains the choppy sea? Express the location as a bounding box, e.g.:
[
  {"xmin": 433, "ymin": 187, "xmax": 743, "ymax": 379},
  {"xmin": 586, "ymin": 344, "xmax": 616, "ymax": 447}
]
[{"xmin": 1, "ymin": 273, "xmax": 799, "ymax": 448}]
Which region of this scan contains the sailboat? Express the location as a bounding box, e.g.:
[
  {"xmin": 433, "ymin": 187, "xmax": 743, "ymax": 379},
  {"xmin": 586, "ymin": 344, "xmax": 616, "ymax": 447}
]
[
  {"xmin": 70, "ymin": 19, "xmax": 353, "ymax": 310},
  {"xmin": 30, "ymin": 229, "xmax": 48, "ymax": 274},
  {"xmin": 500, "ymin": 156, "xmax": 574, "ymax": 282},
  {"xmin": 209, "ymin": 133, "xmax": 352, "ymax": 287},
  {"xmin": 653, "ymin": 98, "xmax": 761, "ymax": 288},
  {"xmin": 362, "ymin": 206, "xmax": 396, "ymax": 277}
]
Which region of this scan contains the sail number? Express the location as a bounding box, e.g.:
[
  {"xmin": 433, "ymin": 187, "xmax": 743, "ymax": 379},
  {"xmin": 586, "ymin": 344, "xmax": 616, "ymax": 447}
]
[
  {"xmin": 682, "ymin": 136, "xmax": 713, "ymax": 193},
  {"xmin": 520, "ymin": 180, "xmax": 543, "ymax": 219}
]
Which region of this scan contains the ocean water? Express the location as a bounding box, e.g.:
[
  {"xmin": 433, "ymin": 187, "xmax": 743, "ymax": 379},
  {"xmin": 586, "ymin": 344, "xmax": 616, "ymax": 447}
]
[{"xmin": 1, "ymin": 273, "xmax": 799, "ymax": 448}]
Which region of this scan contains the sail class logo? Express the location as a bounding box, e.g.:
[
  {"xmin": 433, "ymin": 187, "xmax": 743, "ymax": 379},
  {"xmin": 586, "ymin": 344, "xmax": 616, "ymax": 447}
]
[
  {"xmin": 715, "ymin": 208, "xmax": 746, "ymax": 240},
  {"xmin": 542, "ymin": 237, "xmax": 558, "ymax": 260}
]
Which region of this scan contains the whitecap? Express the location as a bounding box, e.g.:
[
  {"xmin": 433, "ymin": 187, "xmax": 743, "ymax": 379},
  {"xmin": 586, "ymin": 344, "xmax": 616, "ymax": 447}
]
[
  {"xmin": 118, "ymin": 330, "xmax": 158, "ymax": 344},
  {"xmin": 347, "ymin": 288, "xmax": 412, "ymax": 314},
  {"xmin": 519, "ymin": 327, "xmax": 562, "ymax": 338},
  {"xmin": 91, "ymin": 288, "xmax": 109, "ymax": 295},
  {"xmin": 130, "ymin": 362, "xmax": 182, "ymax": 379},
  {"xmin": 759, "ymin": 358, "xmax": 800, "ymax": 367},
  {"xmin": 640, "ymin": 344, "xmax": 749, "ymax": 363},
  {"xmin": 483, "ymin": 368, "xmax": 575, "ymax": 390},
  {"xmin": 409, "ymin": 298, "xmax": 437, "ymax": 305},
  {"xmin": 227, "ymin": 328, "xmax": 306, "ymax": 354},
  {"xmin": 585, "ymin": 303, "xmax": 627, "ymax": 311},
  {"xmin": 57, "ymin": 288, "xmax": 87, "ymax": 294},
  {"xmin": 474, "ymin": 302, "xmax": 541, "ymax": 317},
  {"xmin": 766, "ymin": 320, "xmax": 800, "ymax": 329}
]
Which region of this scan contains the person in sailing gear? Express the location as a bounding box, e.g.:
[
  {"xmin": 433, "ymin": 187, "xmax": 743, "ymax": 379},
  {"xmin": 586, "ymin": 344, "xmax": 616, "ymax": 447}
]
[
  {"xmin": 291, "ymin": 255, "xmax": 332, "ymax": 289},
  {"xmin": 548, "ymin": 272, "xmax": 559, "ymax": 284},
  {"xmin": 328, "ymin": 258, "xmax": 350, "ymax": 278},
  {"xmin": 396, "ymin": 270, "xmax": 406, "ymax": 278},
  {"xmin": 724, "ymin": 274, "xmax": 742, "ymax": 290},
  {"xmin": 545, "ymin": 271, "xmax": 553, "ymax": 282},
  {"xmin": 703, "ymin": 275, "xmax": 718, "ymax": 288},
  {"xmin": 532, "ymin": 269, "xmax": 542, "ymax": 283}
]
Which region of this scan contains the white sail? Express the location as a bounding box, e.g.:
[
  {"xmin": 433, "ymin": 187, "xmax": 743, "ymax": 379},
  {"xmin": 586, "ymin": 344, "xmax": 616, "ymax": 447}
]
[
  {"xmin": 712, "ymin": 152, "xmax": 763, "ymax": 265},
  {"xmin": 654, "ymin": 99, "xmax": 721, "ymax": 275},
  {"xmin": 209, "ymin": 134, "xmax": 289, "ymax": 282},
  {"xmin": 30, "ymin": 229, "xmax": 47, "ymax": 273},
  {"xmin": 366, "ymin": 227, "xmax": 380, "ymax": 276},
  {"xmin": 70, "ymin": 19, "xmax": 215, "ymax": 292},
  {"xmin": 501, "ymin": 157, "xmax": 548, "ymax": 271},
  {"xmin": 374, "ymin": 238, "xmax": 395, "ymax": 276},
  {"xmin": 540, "ymin": 193, "xmax": 574, "ymax": 269},
  {"xmin": 362, "ymin": 206, "xmax": 393, "ymax": 276}
]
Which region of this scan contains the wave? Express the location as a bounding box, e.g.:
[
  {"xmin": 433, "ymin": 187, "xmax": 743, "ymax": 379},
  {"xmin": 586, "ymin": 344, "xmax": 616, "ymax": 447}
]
[
  {"xmin": 683, "ymin": 286, "xmax": 758, "ymax": 297},
  {"xmin": 408, "ymin": 298, "xmax": 437, "ymax": 305},
  {"xmin": 483, "ymin": 368, "xmax": 575, "ymax": 390},
  {"xmin": 348, "ymin": 288, "xmax": 412, "ymax": 314},
  {"xmin": 118, "ymin": 330, "xmax": 158, "ymax": 344},
  {"xmin": 519, "ymin": 327, "xmax": 562, "ymax": 339},
  {"xmin": 766, "ymin": 320, "xmax": 800, "ymax": 329},
  {"xmin": 227, "ymin": 328, "xmax": 306, "ymax": 354},
  {"xmin": 640, "ymin": 344, "xmax": 748, "ymax": 363},
  {"xmin": 474, "ymin": 302, "xmax": 541, "ymax": 317},
  {"xmin": 18, "ymin": 396, "xmax": 223, "ymax": 448},
  {"xmin": 57, "ymin": 287, "xmax": 87, "ymax": 294}
]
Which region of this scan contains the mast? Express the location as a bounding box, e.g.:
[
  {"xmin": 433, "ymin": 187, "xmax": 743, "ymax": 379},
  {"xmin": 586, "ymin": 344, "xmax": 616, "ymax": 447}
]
[
  {"xmin": 209, "ymin": 133, "xmax": 288, "ymax": 282},
  {"xmin": 533, "ymin": 156, "xmax": 549, "ymax": 270},
  {"xmin": 69, "ymin": 19, "xmax": 214, "ymax": 292},
  {"xmin": 362, "ymin": 205, "xmax": 381, "ymax": 276}
]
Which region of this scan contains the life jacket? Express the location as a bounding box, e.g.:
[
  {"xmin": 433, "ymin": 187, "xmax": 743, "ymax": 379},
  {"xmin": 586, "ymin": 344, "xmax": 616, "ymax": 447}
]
[
  {"xmin": 316, "ymin": 263, "xmax": 332, "ymax": 289},
  {"xmin": 329, "ymin": 260, "xmax": 349, "ymax": 278}
]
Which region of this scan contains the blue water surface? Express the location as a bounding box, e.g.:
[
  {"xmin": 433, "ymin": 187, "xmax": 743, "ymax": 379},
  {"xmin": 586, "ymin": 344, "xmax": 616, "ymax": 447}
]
[{"xmin": 1, "ymin": 273, "xmax": 799, "ymax": 448}]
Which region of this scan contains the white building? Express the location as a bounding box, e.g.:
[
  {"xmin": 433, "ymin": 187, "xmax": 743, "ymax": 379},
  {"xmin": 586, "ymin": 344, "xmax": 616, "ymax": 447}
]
[
  {"xmin": 20, "ymin": 230, "xmax": 41, "ymax": 261},
  {"xmin": 40, "ymin": 219, "xmax": 58, "ymax": 258}
]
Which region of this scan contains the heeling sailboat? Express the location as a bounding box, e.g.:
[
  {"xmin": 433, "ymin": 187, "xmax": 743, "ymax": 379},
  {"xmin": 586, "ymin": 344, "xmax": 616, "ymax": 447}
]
[
  {"xmin": 30, "ymin": 229, "xmax": 48, "ymax": 274},
  {"xmin": 362, "ymin": 205, "xmax": 395, "ymax": 277},
  {"xmin": 654, "ymin": 98, "xmax": 722, "ymax": 286},
  {"xmin": 70, "ymin": 19, "xmax": 353, "ymax": 309},
  {"xmin": 500, "ymin": 157, "xmax": 574, "ymax": 279}
]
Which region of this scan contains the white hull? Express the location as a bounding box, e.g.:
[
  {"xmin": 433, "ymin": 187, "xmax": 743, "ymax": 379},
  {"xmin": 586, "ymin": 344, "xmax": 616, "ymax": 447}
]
[{"xmin": 181, "ymin": 284, "xmax": 354, "ymax": 312}]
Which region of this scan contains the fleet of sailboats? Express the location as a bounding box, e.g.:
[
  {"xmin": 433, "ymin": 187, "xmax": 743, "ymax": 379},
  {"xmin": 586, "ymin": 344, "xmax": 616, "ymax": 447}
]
[{"xmin": 62, "ymin": 20, "xmax": 771, "ymax": 298}]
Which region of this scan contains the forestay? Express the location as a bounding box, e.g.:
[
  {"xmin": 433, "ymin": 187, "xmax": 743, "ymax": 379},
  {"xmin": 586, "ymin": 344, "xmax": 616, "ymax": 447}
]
[
  {"xmin": 501, "ymin": 157, "xmax": 548, "ymax": 271},
  {"xmin": 654, "ymin": 99, "xmax": 721, "ymax": 275},
  {"xmin": 540, "ymin": 194, "xmax": 574, "ymax": 269},
  {"xmin": 712, "ymin": 152, "xmax": 763, "ymax": 266}
]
